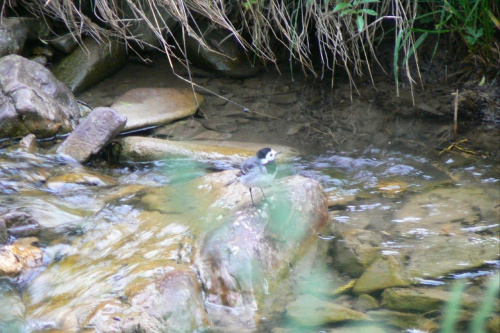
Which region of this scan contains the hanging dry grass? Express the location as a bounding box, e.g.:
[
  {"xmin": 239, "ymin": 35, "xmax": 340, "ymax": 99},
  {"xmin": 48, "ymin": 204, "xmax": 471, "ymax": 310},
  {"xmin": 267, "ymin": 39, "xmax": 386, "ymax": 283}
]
[{"xmin": 9, "ymin": 0, "xmax": 419, "ymax": 95}]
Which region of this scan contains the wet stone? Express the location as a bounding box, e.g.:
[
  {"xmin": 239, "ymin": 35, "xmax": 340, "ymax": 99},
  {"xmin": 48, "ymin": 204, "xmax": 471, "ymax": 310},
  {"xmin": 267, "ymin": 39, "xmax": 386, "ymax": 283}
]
[
  {"xmin": 18, "ymin": 134, "xmax": 37, "ymax": 153},
  {"xmin": 367, "ymin": 310, "xmax": 439, "ymax": 332},
  {"xmin": 381, "ymin": 287, "xmax": 478, "ymax": 312},
  {"xmin": 46, "ymin": 171, "xmax": 117, "ymax": 191},
  {"xmin": 353, "ymin": 255, "xmax": 412, "ymax": 294},
  {"xmin": 0, "ymin": 280, "xmax": 26, "ymax": 330},
  {"xmin": 0, "ymin": 218, "xmax": 7, "ymax": 245},
  {"xmin": 354, "ymin": 294, "xmax": 380, "ymax": 312},
  {"xmin": 333, "ymin": 229, "xmax": 382, "ymax": 278},
  {"xmin": 0, "ymin": 211, "xmax": 41, "ymax": 237},
  {"xmin": 286, "ymin": 294, "xmax": 370, "ymax": 326},
  {"xmin": 56, "ymin": 107, "xmax": 126, "ymax": 163},
  {"xmin": 0, "ymin": 237, "xmax": 43, "ymax": 277}
]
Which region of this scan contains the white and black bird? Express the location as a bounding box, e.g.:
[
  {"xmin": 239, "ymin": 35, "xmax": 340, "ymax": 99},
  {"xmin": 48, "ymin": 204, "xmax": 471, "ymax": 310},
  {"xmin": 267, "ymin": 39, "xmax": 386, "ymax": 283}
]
[{"xmin": 226, "ymin": 147, "xmax": 280, "ymax": 205}]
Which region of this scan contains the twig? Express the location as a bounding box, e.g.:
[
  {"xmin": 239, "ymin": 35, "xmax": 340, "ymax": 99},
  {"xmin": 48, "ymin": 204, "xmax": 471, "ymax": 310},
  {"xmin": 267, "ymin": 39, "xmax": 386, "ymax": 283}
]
[{"xmin": 453, "ymin": 89, "xmax": 458, "ymax": 142}]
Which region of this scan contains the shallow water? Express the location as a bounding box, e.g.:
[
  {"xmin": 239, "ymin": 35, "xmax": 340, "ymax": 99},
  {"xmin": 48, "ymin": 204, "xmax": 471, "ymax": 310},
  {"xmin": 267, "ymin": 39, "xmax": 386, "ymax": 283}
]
[
  {"xmin": 1, "ymin": 142, "xmax": 498, "ymax": 331},
  {"xmin": 1, "ymin": 59, "xmax": 499, "ymax": 331}
]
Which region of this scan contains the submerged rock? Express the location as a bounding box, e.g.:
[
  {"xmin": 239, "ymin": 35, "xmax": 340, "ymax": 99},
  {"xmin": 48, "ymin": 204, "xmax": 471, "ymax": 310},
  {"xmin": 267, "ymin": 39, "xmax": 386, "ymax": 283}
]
[
  {"xmin": 286, "ymin": 294, "xmax": 370, "ymax": 327},
  {"xmin": 113, "ymin": 136, "xmax": 298, "ymax": 163},
  {"xmin": 0, "ymin": 237, "xmax": 43, "ymax": 277},
  {"xmin": 381, "ymin": 287, "xmax": 478, "ymax": 312},
  {"xmin": 0, "ymin": 280, "xmax": 26, "ymax": 331},
  {"xmin": 353, "ymin": 255, "xmax": 412, "ymax": 294},
  {"xmin": 404, "ymin": 234, "xmax": 499, "ymax": 280},
  {"xmin": 111, "ymin": 88, "xmax": 203, "ymax": 132},
  {"xmin": 46, "ymin": 171, "xmax": 117, "ymax": 192},
  {"xmin": 195, "ymin": 174, "xmax": 328, "ymax": 329},
  {"xmin": 85, "ymin": 268, "xmax": 210, "ymax": 332},
  {"xmin": 0, "ymin": 211, "xmax": 41, "ymax": 238},
  {"xmin": 367, "ymin": 309, "xmax": 439, "ymax": 332},
  {"xmin": 332, "ymin": 229, "xmax": 382, "ymax": 277},
  {"xmin": 56, "ymin": 107, "xmax": 126, "ymax": 163},
  {"xmin": 52, "ymin": 37, "xmax": 127, "ymax": 93},
  {"xmin": 0, "ymin": 55, "xmax": 80, "ymax": 138},
  {"xmin": 391, "ymin": 187, "xmax": 500, "ymax": 279}
]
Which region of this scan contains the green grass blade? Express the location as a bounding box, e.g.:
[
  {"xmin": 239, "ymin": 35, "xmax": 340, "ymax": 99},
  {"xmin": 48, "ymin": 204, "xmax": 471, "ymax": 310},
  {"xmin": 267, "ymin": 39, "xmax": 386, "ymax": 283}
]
[
  {"xmin": 403, "ymin": 32, "xmax": 428, "ymax": 66},
  {"xmin": 393, "ymin": 29, "xmax": 404, "ymax": 95},
  {"xmin": 440, "ymin": 280, "xmax": 467, "ymax": 333},
  {"xmin": 470, "ymin": 273, "xmax": 500, "ymax": 333}
]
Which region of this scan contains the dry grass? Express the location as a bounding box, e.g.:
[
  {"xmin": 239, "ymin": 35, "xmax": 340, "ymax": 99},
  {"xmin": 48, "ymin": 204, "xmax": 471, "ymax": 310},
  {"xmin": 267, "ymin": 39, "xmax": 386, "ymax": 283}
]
[{"xmin": 9, "ymin": 0, "xmax": 419, "ymax": 96}]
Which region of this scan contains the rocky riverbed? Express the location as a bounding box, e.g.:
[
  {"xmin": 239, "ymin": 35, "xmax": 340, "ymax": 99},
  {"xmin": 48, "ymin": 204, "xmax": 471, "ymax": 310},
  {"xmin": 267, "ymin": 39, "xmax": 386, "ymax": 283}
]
[{"xmin": 1, "ymin": 19, "xmax": 499, "ymax": 332}]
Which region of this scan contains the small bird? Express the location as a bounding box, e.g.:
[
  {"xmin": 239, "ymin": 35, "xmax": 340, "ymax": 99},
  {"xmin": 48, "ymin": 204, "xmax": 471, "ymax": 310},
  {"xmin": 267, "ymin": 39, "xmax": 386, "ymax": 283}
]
[{"xmin": 226, "ymin": 147, "xmax": 280, "ymax": 205}]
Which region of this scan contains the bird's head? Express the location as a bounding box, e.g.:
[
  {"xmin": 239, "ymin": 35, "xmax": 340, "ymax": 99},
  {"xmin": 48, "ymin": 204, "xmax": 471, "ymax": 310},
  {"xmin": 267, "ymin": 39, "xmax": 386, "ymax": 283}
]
[{"xmin": 256, "ymin": 147, "xmax": 280, "ymax": 164}]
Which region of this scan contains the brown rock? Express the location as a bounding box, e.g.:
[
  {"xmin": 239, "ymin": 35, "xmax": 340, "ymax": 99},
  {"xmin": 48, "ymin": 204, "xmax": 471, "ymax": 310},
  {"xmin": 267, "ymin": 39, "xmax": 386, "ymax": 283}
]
[
  {"xmin": 56, "ymin": 107, "xmax": 126, "ymax": 163},
  {"xmin": 0, "ymin": 237, "xmax": 43, "ymax": 277},
  {"xmin": 353, "ymin": 255, "xmax": 412, "ymax": 294}
]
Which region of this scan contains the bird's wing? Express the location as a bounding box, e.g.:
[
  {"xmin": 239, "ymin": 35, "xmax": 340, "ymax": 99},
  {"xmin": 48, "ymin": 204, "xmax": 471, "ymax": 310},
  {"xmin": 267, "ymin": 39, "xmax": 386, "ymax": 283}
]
[{"xmin": 240, "ymin": 157, "xmax": 261, "ymax": 175}]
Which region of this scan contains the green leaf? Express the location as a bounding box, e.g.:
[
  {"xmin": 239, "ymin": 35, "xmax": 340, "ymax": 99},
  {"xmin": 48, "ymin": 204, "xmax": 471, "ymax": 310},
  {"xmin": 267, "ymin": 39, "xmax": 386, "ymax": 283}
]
[
  {"xmin": 360, "ymin": 0, "xmax": 379, "ymax": 3},
  {"xmin": 339, "ymin": 9, "xmax": 354, "ymax": 16},
  {"xmin": 478, "ymin": 76, "xmax": 486, "ymax": 87},
  {"xmin": 333, "ymin": 3, "xmax": 352, "ymax": 12},
  {"xmin": 394, "ymin": 29, "xmax": 404, "ymax": 92},
  {"xmin": 403, "ymin": 32, "xmax": 428, "ymax": 65},
  {"xmin": 356, "ymin": 15, "xmax": 365, "ymax": 32},
  {"xmin": 358, "ymin": 8, "xmax": 378, "ymax": 16}
]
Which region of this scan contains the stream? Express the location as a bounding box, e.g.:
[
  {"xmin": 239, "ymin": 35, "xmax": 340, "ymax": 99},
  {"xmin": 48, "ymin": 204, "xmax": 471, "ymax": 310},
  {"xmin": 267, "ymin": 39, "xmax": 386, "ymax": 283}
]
[{"xmin": 0, "ymin": 58, "xmax": 499, "ymax": 332}]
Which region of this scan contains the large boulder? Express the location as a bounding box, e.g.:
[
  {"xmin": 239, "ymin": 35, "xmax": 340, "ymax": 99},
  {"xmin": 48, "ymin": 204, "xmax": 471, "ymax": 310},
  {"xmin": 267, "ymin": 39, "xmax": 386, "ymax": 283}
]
[
  {"xmin": 52, "ymin": 37, "xmax": 127, "ymax": 93},
  {"xmin": 0, "ymin": 55, "xmax": 80, "ymax": 138},
  {"xmin": 56, "ymin": 107, "xmax": 126, "ymax": 163},
  {"xmin": 110, "ymin": 88, "xmax": 203, "ymax": 132},
  {"xmin": 194, "ymin": 173, "xmax": 329, "ymax": 329}
]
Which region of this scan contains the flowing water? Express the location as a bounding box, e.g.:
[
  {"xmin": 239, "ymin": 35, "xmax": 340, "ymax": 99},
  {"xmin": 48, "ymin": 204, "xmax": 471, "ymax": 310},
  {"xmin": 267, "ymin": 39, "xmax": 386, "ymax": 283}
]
[{"xmin": 1, "ymin": 59, "xmax": 499, "ymax": 332}]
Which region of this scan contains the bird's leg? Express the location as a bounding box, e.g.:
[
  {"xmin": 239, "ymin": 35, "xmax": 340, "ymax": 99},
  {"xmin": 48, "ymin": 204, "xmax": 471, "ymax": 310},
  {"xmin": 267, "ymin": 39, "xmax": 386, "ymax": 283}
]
[
  {"xmin": 249, "ymin": 188, "xmax": 254, "ymax": 205},
  {"xmin": 260, "ymin": 188, "xmax": 267, "ymax": 202}
]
